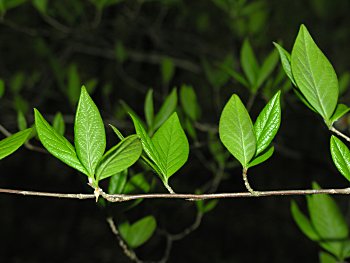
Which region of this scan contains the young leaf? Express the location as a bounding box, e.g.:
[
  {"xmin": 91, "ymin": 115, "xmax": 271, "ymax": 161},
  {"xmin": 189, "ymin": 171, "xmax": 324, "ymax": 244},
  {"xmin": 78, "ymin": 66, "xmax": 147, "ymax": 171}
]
[
  {"xmin": 254, "ymin": 91, "xmax": 281, "ymax": 155},
  {"xmin": 17, "ymin": 111, "xmax": 27, "ymax": 131},
  {"xmin": 247, "ymin": 146, "xmax": 274, "ymax": 168},
  {"xmin": 74, "ymin": 86, "xmax": 106, "ymax": 177},
  {"xmin": 130, "ymin": 114, "xmax": 164, "ymax": 176},
  {"xmin": 95, "ymin": 135, "xmax": 142, "ymax": 181},
  {"xmin": 273, "ymin": 42, "xmax": 296, "ymax": 86},
  {"xmin": 152, "ymin": 112, "xmax": 189, "ymax": 180},
  {"xmin": 180, "ymin": 85, "xmax": 201, "ymax": 121},
  {"xmin": 241, "ymin": 39, "xmax": 259, "ymax": 87},
  {"xmin": 329, "ymin": 104, "xmax": 350, "ymax": 125},
  {"xmin": 52, "ymin": 112, "xmax": 65, "ymax": 136},
  {"xmin": 153, "ymin": 88, "xmax": 177, "ymax": 131},
  {"xmin": 291, "ymin": 24, "xmax": 338, "ymax": 121},
  {"xmin": 119, "ymin": 215, "xmax": 157, "ymax": 248},
  {"xmin": 0, "ymin": 128, "xmax": 32, "ymax": 160},
  {"xmin": 108, "ymin": 170, "xmax": 127, "ymax": 194},
  {"xmin": 290, "ymin": 200, "xmax": 319, "ymax": 241},
  {"xmin": 330, "ymin": 136, "xmax": 350, "ymax": 181},
  {"xmin": 34, "ymin": 109, "xmax": 88, "ymax": 175},
  {"xmin": 308, "ymin": 182, "xmax": 349, "ymax": 242},
  {"xmin": 219, "ymin": 94, "xmax": 256, "ymax": 168},
  {"xmin": 256, "ymin": 49, "xmax": 279, "ymax": 89},
  {"xmin": 144, "ymin": 89, "xmax": 154, "ymax": 129}
]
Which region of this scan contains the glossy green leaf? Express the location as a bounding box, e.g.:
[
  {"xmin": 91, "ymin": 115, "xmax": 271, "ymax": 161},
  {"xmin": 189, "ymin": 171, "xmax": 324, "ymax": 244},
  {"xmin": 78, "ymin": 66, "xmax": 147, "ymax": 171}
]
[
  {"xmin": 219, "ymin": 94, "xmax": 256, "ymax": 168},
  {"xmin": 0, "ymin": 79, "xmax": 4, "ymax": 98},
  {"xmin": 254, "ymin": 91, "xmax": 281, "ymax": 155},
  {"xmin": 95, "ymin": 135, "xmax": 142, "ymax": 181},
  {"xmin": 152, "ymin": 112, "xmax": 189, "ymax": 180},
  {"xmin": 119, "ymin": 215, "xmax": 156, "ymax": 249},
  {"xmin": 0, "ymin": 128, "xmax": 32, "ymax": 160},
  {"xmin": 256, "ymin": 49, "xmax": 279, "ymax": 89},
  {"xmin": 247, "ymin": 146, "xmax": 274, "ymax": 168},
  {"xmin": 161, "ymin": 57, "xmax": 175, "ymax": 85},
  {"xmin": 319, "ymin": 252, "xmax": 338, "ymax": 263},
  {"xmin": 273, "ymin": 42, "xmax": 296, "ymax": 86},
  {"xmin": 74, "ymin": 86, "xmax": 106, "ymax": 177},
  {"xmin": 308, "ymin": 182, "xmax": 348, "ymax": 244},
  {"xmin": 153, "ymin": 88, "xmax": 177, "ymax": 131},
  {"xmin": 130, "ymin": 114, "xmax": 164, "ymax": 176},
  {"xmin": 34, "ymin": 109, "xmax": 87, "ymax": 175},
  {"xmin": 144, "ymin": 89, "xmax": 154, "ymax": 130},
  {"xmin": 241, "ymin": 39, "xmax": 259, "ymax": 87},
  {"xmin": 291, "ymin": 200, "xmax": 319, "ymax": 241},
  {"xmin": 329, "ymin": 104, "xmax": 350, "ymax": 124},
  {"xmin": 180, "ymin": 85, "xmax": 201, "ymax": 121},
  {"xmin": 108, "ymin": 170, "xmax": 127, "ymax": 194},
  {"xmin": 17, "ymin": 111, "xmax": 27, "ymax": 131},
  {"xmin": 52, "ymin": 112, "xmax": 65, "ymax": 136},
  {"xmin": 291, "ymin": 25, "xmax": 338, "ymax": 121},
  {"xmin": 330, "ymin": 136, "xmax": 350, "ymax": 181}
]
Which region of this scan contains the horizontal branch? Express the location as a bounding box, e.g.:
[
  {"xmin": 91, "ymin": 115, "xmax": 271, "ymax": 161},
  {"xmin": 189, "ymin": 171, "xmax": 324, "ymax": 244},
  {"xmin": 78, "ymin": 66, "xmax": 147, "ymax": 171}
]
[{"xmin": 1, "ymin": 187, "xmax": 350, "ymax": 202}]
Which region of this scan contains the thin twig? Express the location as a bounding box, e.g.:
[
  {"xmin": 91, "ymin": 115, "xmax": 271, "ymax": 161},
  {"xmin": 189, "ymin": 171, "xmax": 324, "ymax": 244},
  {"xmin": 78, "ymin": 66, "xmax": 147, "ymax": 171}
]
[
  {"xmin": 170, "ymin": 212, "xmax": 203, "ymax": 241},
  {"xmin": 2, "ymin": 187, "xmax": 350, "ymax": 201},
  {"xmin": 106, "ymin": 217, "xmax": 142, "ymax": 263},
  {"xmin": 242, "ymin": 168, "xmax": 259, "ymax": 196},
  {"xmin": 330, "ymin": 126, "xmax": 350, "ymax": 142}
]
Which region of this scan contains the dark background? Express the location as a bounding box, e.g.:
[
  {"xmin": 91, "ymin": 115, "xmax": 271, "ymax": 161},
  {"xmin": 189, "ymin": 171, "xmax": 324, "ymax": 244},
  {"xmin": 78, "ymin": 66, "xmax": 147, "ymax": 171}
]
[{"xmin": 1, "ymin": 0, "xmax": 350, "ymax": 262}]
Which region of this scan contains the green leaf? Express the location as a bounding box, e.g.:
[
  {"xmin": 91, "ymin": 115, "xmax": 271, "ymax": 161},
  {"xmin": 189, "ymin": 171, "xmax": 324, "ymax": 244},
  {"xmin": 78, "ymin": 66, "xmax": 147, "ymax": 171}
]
[
  {"xmin": 180, "ymin": 85, "xmax": 201, "ymax": 121},
  {"xmin": 247, "ymin": 146, "xmax": 274, "ymax": 168},
  {"xmin": 319, "ymin": 252, "xmax": 338, "ymax": 263},
  {"xmin": 130, "ymin": 113, "xmax": 164, "ymax": 176},
  {"xmin": 119, "ymin": 215, "xmax": 157, "ymax": 249},
  {"xmin": 273, "ymin": 42, "xmax": 296, "ymax": 86},
  {"xmin": 108, "ymin": 170, "xmax": 127, "ymax": 194},
  {"xmin": 329, "ymin": 104, "xmax": 350, "ymax": 124},
  {"xmin": 240, "ymin": 39, "xmax": 259, "ymax": 87},
  {"xmin": 339, "ymin": 72, "xmax": 350, "ymax": 95},
  {"xmin": 17, "ymin": 111, "xmax": 27, "ymax": 131},
  {"xmin": 203, "ymin": 199, "xmax": 218, "ymax": 213},
  {"xmin": 254, "ymin": 91, "xmax": 281, "ymax": 155},
  {"xmin": 219, "ymin": 94, "xmax": 256, "ymax": 168},
  {"xmin": 153, "ymin": 88, "xmax": 177, "ymax": 131},
  {"xmin": 52, "ymin": 112, "xmax": 65, "ymax": 136},
  {"xmin": 32, "ymin": 0, "xmax": 48, "ymax": 13},
  {"xmin": 308, "ymin": 182, "xmax": 348, "ymax": 252},
  {"xmin": 220, "ymin": 65, "xmax": 249, "ymax": 88},
  {"xmin": 256, "ymin": 49, "xmax": 279, "ymax": 89},
  {"xmin": 161, "ymin": 57, "xmax": 175, "ymax": 86},
  {"xmin": 74, "ymin": 86, "xmax": 106, "ymax": 177},
  {"xmin": 67, "ymin": 64, "xmax": 81, "ymax": 106},
  {"xmin": 124, "ymin": 173, "xmax": 150, "ymax": 193},
  {"xmin": 0, "ymin": 79, "xmax": 5, "ymax": 98},
  {"xmin": 330, "ymin": 136, "xmax": 350, "ymax": 181},
  {"xmin": 152, "ymin": 112, "xmax": 189, "ymax": 180},
  {"xmin": 95, "ymin": 135, "xmax": 142, "ymax": 181},
  {"xmin": 109, "ymin": 124, "xmax": 125, "ymax": 141},
  {"xmin": 144, "ymin": 89, "xmax": 154, "ymax": 129},
  {"xmin": 291, "ymin": 24, "xmax": 339, "ymax": 121},
  {"xmin": 0, "ymin": 128, "xmax": 32, "ymax": 160},
  {"xmin": 34, "ymin": 109, "xmax": 88, "ymax": 175},
  {"xmin": 290, "ymin": 200, "xmax": 319, "ymax": 241},
  {"xmin": 293, "ymin": 88, "xmax": 317, "ymax": 113}
]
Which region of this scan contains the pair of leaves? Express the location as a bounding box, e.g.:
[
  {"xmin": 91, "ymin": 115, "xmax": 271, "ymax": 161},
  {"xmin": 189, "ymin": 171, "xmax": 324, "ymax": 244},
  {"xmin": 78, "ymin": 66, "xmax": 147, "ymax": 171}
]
[
  {"xmin": 35, "ymin": 86, "xmax": 142, "ymax": 186},
  {"xmin": 219, "ymin": 91, "xmax": 281, "ymax": 169},
  {"xmin": 131, "ymin": 112, "xmax": 189, "ymax": 185},
  {"xmin": 118, "ymin": 215, "xmax": 157, "ymax": 249},
  {"xmin": 291, "ymin": 182, "xmax": 350, "ymax": 260},
  {"xmin": 144, "ymin": 88, "xmax": 177, "ymax": 135},
  {"xmin": 238, "ymin": 39, "xmax": 279, "ymax": 93},
  {"xmin": 0, "ymin": 128, "xmax": 32, "ymax": 160},
  {"xmin": 275, "ymin": 25, "xmax": 349, "ymax": 127}
]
